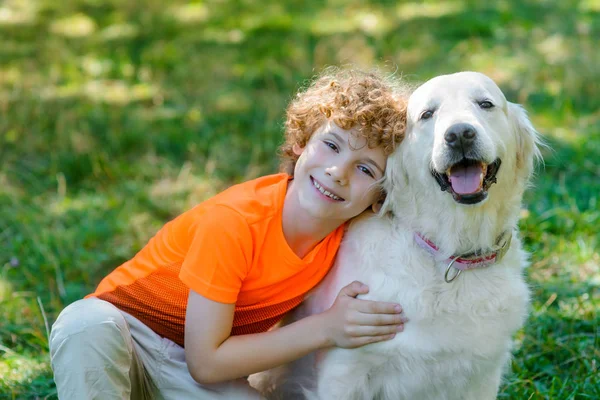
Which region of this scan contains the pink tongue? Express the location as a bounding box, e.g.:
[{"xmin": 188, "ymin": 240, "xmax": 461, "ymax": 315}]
[{"xmin": 449, "ymin": 164, "xmax": 483, "ymax": 194}]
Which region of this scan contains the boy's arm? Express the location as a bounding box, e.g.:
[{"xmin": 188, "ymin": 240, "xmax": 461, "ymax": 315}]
[
  {"xmin": 184, "ymin": 290, "xmax": 327, "ymax": 384},
  {"xmin": 184, "ymin": 282, "xmax": 405, "ymax": 384}
]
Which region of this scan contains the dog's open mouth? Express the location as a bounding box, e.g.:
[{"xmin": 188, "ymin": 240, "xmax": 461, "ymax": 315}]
[{"xmin": 431, "ymin": 158, "xmax": 501, "ymax": 204}]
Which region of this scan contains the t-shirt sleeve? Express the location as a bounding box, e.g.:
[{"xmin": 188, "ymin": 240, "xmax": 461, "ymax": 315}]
[{"xmin": 179, "ymin": 205, "xmax": 253, "ymax": 304}]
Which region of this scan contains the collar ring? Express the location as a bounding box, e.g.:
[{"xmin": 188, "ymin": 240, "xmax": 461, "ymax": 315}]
[{"xmin": 444, "ymin": 257, "xmax": 462, "ymax": 283}]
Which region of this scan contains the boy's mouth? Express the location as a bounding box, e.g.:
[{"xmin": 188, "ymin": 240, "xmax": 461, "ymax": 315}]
[{"xmin": 311, "ymin": 177, "xmax": 344, "ymax": 201}]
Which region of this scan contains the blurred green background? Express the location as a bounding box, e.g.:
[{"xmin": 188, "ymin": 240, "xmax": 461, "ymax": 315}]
[{"xmin": 0, "ymin": 0, "xmax": 598, "ymax": 398}]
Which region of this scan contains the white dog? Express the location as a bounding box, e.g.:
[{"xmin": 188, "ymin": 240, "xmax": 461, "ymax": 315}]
[{"xmin": 252, "ymin": 71, "xmax": 543, "ymax": 400}]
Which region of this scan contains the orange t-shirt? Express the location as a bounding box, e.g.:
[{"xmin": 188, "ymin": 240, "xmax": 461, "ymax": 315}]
[{"xmin": 87, "ymin": 173, "xmax": 344, "ymax": 347}]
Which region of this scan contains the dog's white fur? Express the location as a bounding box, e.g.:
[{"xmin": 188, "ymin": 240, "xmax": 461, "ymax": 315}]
[{"xmin": 251, "ymin": 72, "xmax": 543, "ymax": 400}]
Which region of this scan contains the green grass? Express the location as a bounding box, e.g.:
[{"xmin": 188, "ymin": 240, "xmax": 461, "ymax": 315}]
[{"xmin": 1, "ymin": 0, "xmax": 598, "ymax": 398}]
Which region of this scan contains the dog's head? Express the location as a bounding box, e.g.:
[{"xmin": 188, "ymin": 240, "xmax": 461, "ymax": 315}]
[{"xmin": 383, "ymin": 71, "xmax": 542, "ymax": 216}]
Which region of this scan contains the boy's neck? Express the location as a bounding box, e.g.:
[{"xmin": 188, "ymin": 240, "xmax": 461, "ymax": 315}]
[{"xmin": 281, "ymin": 180, "xmax": 343, "ymax": 259}]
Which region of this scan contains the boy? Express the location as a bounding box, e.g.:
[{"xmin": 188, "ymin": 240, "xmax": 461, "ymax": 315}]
[{"xmin": 50, "ymin": 68, "xmax": 409, "ymax": 399}]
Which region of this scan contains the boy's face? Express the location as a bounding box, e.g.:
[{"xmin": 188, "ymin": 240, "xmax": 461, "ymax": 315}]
[{"xmin": 292, "ymin": 121, "xmax": 387, "ymax": 223}]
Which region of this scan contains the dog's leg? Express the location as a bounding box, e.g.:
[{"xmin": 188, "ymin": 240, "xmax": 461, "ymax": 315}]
[
  {"xmin": 314, "ymin": 350, "xmax": 375, "ymax": 400},
  {"xmin": 461, "ymin": 358, "xmax": 506, "ymax": 400}
]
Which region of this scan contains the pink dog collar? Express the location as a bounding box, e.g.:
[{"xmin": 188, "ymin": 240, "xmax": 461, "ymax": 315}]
[{"xmin": 414, "ymin": 231, "xmax": 512, "ymax": 282}]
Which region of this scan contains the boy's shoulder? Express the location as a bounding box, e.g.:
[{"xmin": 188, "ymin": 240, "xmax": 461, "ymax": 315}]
[{"xmin": 199, "ymin": 173, "xmax": 290, "ymax": 225}]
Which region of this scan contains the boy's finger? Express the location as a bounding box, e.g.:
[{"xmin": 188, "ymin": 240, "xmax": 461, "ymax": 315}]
[
  {"xmin": 351, "ymin": 333, "xmax": 396, "ymax": 347},
  {"xmin": 348, "ymin": 324, "xmax": 403, "ymax": 337},
  {"xmin": 353, "ymin": 298, "xmax": 402, "ymax": 314},
  {"xmin": 353, "ymin": 313, "xmax": 408, "ymax": 326},
  {"xmin": 340, "ymin": 281, "xmax": 370, "ymax": 298}
]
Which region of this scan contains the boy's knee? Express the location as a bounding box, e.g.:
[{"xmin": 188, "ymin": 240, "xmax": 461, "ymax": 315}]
[
  {"xmin": 50, "ymin": 298, "xmax": 131, "ymax": 359},
  {"xmin": 50, "ymin": 299, "xmax": 139, "ymax": 398}
]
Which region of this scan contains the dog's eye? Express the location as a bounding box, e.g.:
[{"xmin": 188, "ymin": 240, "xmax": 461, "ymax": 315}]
[
  {"xmin": 478, "ymin": 100, "xmax": 494, "ymax": 109},
  {"xmin": 420, "ymin": 110, "xmax": 434, "ymax": 120}
]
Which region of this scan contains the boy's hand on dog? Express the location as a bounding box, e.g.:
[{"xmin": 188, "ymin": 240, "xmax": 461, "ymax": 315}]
[{"xmin": 321, "ymin": 281, "xmax": 407, "ymax": 349}]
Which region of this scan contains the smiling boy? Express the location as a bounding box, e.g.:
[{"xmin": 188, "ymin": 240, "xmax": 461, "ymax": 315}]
[{"xmin": 50, "ymin": 68, "xmax": 408, "ymax": 399}]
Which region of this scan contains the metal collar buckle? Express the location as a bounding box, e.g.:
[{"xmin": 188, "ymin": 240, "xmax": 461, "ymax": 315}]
[
  {"xmin": 444, "ymin": 257, "xmax": 463, "ymax": 283},
  {"xmin": 444, "ymin": 231, "xmax": 513, "ymax": 283}
]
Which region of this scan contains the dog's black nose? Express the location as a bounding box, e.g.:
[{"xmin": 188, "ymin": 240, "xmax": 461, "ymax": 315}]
[{"xmin": 444, "ymin": 123, "xmax": 477, "ymax": 149}]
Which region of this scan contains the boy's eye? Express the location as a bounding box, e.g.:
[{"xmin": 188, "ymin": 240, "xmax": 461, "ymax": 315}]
[
  {"xmin": 324, "ymin": 141, "xmax": 339, "ymax": 152},
  {"xmin": 358, "ymin": 165, "xmax": 374, "ymax": 178}
]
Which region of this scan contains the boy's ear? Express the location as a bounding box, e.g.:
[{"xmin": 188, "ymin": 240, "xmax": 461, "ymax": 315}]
[
  {"xmin": 371, "ymin": 191, "xmax": 386, "ymax": 214},
  {"xmin": 371, "ymin": 202, "xmax": 382, "ymax": 214},
  {"xmin": 292, "ymin": 144, "xmax": 304, "ymax": 156}
]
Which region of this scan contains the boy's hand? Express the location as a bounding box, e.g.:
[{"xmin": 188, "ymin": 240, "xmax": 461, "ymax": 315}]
[{"xmin": 321, "ymin": 281, "xmax": 407, "ymax": 349}]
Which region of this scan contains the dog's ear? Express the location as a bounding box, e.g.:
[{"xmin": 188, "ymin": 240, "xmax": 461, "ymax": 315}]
[
  {"xmin": 378, "ymin": 152, "xmax": 405, "ymax": 216},
  {"xmin": 508, "ymin": 102, "xmax": 544, "ymax": 177}
]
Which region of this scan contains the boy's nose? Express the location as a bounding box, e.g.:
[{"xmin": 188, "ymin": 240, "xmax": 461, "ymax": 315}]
[{"xmin": 325, "ymin": 164, "xmax": 349, "ymax": 185}]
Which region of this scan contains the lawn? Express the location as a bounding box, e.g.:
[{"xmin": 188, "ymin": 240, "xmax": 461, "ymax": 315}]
[{"xmin": 1, "ymin": 0, "xmax": 598, "ymax": 398}]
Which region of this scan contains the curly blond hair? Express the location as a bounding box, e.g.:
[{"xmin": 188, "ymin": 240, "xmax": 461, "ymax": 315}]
[{"xmin": 279, "ymin": 67, "xmax": 410, "ymax": 175}]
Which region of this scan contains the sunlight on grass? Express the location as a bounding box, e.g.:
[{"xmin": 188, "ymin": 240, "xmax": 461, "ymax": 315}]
[
  {"xmin": 149, "ymin": 164, "xmax": 221, "ymax": 211},
  {"xmin": 313, "ymin": 35, "xmax": 377, "ymax": 69},
  {"xmin": 99, "ymin": 23, "xmax": 139, "ymax": 41},
  {"xmin": 214, "ymin": 90, "xmax": 252, "ymax": 113},
  {"xmin": 536, "ymin": 34, "xmax": 570, "ymax": 65},
  {"xmin": 80, "ymin": 56, "xmax": 114, "ymax": 78},
  {"xmin": 169, "ymin": 3, "xmax": 210, "ymax": 24},
  {"xmin": 0, "ymin": 354, "xmax": 50, "ymax": 389},
  {"xmin": 532, "ymin": 283, "xmax": 599, "ymax": 318},
  {"xmin": 0, "ymin": 277, "xmax": 14, "ymax": 302},
  {"xmin": 39, "ymin": 84, "xmax": 81, "ymax": 101},
  {"xmin": 459, "ymin": 44, "xmax": 528, "ymax": 85},
  {"xmin": 557, "ymin": 292, "xmax": 599, "ymax": 320},
  {"xmin": 580, "ymin": 0, "xmax": 600, "ymax": 11},
  {"xmin": 531, "ymin": 236, "xmax": 600, "ymax": 284},
  {"xmin": 127, "ymin": 211, "xmax": 163, "ymax": 244},
  {"xmin": 0, "ymin": 66, "xmax": 22, "ymax": 86},
  {"xmin": 0, "ymin": 0, "xmax": 37, "ymax": 26},
  {"xmin": 396, "ymin": 1, "xmax": 464, "ymax": 21},
  {"xmin": 309, "ymin": 14, "xmax": 353, "ymax": 35},
  {"xmin": 534, "ymin": 116, "xmax": 593, "ymax": 143},
  {"xmin": 532, "ymin": 113, "xmax": 599, "ymax": 153},
  {"xmin": 47, "ymin": 190, "xmax": 121, "ymax": 217},
  {"xmin": 202, "ymin": 27, "xmax": 246, "ymax": 44},
  {"xmin": 353, "ymin": 9, "xmax": 395, "ymax": 36},
  {"xmin": 85, "ymin": 80, "xmax": 159, "ymax": 104},
  {"xmin": 310, "ymin": 7, "xmax": 397, "ymax": 35},
  {"xmin": 40, "ymin": 80, "xmax": 161, "ymax": 104},
  {"xmin": 50, "ymin": 13, "xmax": 96, "ymax": 38},
  {"xmin": 307, "ymin": 6, "xmax": 413, "ymax": 36},
  {"xmin": 235, "ymin": 3, "xmax": 291, "ymax": 32},
  {"xmin": 0, "ymin": 173, "xmax": 24, "ymax": 197},
  {"xmin": 395, "ymin": 45, "xmax": 433, "ymax": 70},
  {"xmin": 133, "ymin": 105, "xmax": 202, "ymax": 122}
]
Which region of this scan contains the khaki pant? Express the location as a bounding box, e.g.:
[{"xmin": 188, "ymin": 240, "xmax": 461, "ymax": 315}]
[{"xmin": 50, "ymin": 298, "xmax": 263, "ymax": 400}]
